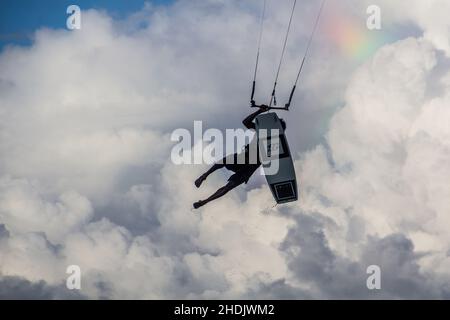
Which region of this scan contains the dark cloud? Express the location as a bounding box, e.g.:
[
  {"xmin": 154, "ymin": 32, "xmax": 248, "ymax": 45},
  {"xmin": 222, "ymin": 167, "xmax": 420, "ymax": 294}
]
[
  {"xmin": 0, "ymin": 276, "xmax": 86, "ymax": 300},
  {"xmin": 242, "ymin": 278, "xmax": 312, "ymax": 300},
  {"xmin": 251, "ymin": 212, "xmax": 450, "ymax": 299},
  {"xmin": 0, "ymin": 224, "xmax": 9, "ymax": 239}
]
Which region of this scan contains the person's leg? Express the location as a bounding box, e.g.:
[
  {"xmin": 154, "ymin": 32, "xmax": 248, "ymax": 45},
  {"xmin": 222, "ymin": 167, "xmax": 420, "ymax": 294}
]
[
  {"xmin": 193, "ymin": 179, "xmax": 241, "ymax": 209},
  {"xmin": 196, "ymin": 154, "xmax": 235, "ymax": 188},
  {"xmin": 195, "ymin": 162, "xmax": 226, "ymax": 188}
]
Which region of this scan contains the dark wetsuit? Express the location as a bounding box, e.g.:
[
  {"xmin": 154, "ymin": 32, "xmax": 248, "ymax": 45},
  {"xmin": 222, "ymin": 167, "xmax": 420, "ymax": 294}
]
[
  {"xmin": 192, "ymin": 107, "xmax": 271, "ymax": 209},
  {"xmin": 222, "ymin": 122, "xmax": 261, "ymax": 185}
]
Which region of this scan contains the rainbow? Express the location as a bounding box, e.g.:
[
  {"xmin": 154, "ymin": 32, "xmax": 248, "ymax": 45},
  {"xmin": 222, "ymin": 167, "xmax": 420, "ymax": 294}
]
[{"xmin": 322, "ymin": 4, "xmax": 393, "ymax": 61}]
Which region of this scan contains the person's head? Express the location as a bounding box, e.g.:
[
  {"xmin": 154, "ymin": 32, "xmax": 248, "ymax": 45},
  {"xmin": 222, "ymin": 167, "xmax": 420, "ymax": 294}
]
[{"xmin": 280, "ymin": 118, "xmax": 286, "ymax": 131}]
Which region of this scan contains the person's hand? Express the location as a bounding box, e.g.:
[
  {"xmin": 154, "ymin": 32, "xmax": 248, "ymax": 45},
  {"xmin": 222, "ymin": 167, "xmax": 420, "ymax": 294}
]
[{"xmin": 259, "ymin": 104, "xmax": 270, "ymax": 112}]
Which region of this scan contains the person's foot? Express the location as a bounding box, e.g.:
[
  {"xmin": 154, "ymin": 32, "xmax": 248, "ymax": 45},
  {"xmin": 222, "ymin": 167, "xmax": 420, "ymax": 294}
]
[
  {"xmin": 195, "ymin": 175, "xmax": 206, "ymax": 188},
  {"xmin": 193, "ymin": 200, "xmax": 205, "ymax": 209}
]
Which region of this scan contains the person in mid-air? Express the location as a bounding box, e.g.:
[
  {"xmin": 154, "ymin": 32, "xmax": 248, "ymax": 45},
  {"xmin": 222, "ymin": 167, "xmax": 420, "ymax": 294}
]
[{"xmin": 193, "ymin": 103, "xmax": 286, "ymax": 209}]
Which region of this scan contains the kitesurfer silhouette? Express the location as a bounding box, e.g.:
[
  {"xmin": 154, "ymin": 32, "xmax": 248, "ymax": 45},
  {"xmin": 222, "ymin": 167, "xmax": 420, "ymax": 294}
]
[{"xmin": 193, "ymin": 103, "xmax": 286, "ymax": 209}]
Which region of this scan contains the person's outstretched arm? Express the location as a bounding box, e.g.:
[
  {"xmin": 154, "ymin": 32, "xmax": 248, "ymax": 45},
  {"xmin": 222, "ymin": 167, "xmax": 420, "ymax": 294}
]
[{"xmin": 243, "ymin": 104, "xmax": 269, "ymax": 129}]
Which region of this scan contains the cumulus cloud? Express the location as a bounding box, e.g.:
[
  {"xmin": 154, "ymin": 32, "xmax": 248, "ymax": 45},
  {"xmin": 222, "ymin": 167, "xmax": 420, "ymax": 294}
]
[
  {"xmin": 284, "ymin": 37, "xmax": 450, "ymax": 298},
  {"xmin": 0, "ymin": 275, "xmax": 86, "ymax": 299},
  {"xmin": 0, "ymin": 0, "xmax": 450, "ymax": 299}
]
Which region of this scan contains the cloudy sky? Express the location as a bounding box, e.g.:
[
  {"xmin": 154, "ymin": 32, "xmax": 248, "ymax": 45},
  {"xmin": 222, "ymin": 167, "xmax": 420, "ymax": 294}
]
[{"xmin": 1, "ymin": 0, "xmax": 450, "ymax": 299}]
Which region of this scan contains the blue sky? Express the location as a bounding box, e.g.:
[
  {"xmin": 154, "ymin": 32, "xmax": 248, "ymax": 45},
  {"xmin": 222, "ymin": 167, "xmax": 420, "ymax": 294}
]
[{"xmin": 0, "ymin": 0, "xmax": 172, "ymax": 49}]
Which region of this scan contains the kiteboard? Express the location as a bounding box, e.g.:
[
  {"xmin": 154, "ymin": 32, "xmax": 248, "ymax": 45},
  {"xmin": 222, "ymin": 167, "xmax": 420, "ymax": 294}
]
[{"xmin": 255, "ymin": 112, "xmax": 298, "ymax": 204}]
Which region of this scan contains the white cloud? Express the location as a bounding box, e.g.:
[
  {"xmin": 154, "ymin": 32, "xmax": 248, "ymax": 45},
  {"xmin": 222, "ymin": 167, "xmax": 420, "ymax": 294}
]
[
  {"xmin": 291, "ymin": 37, "xmax": 450, "ymax": 297},
  {"xmin": 0, "ymin": 0, "xmax": 450, "ymax": 299},
  {"xmin": 0, "ymin": 177, "xmax": 93, "ymax": 243}
]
